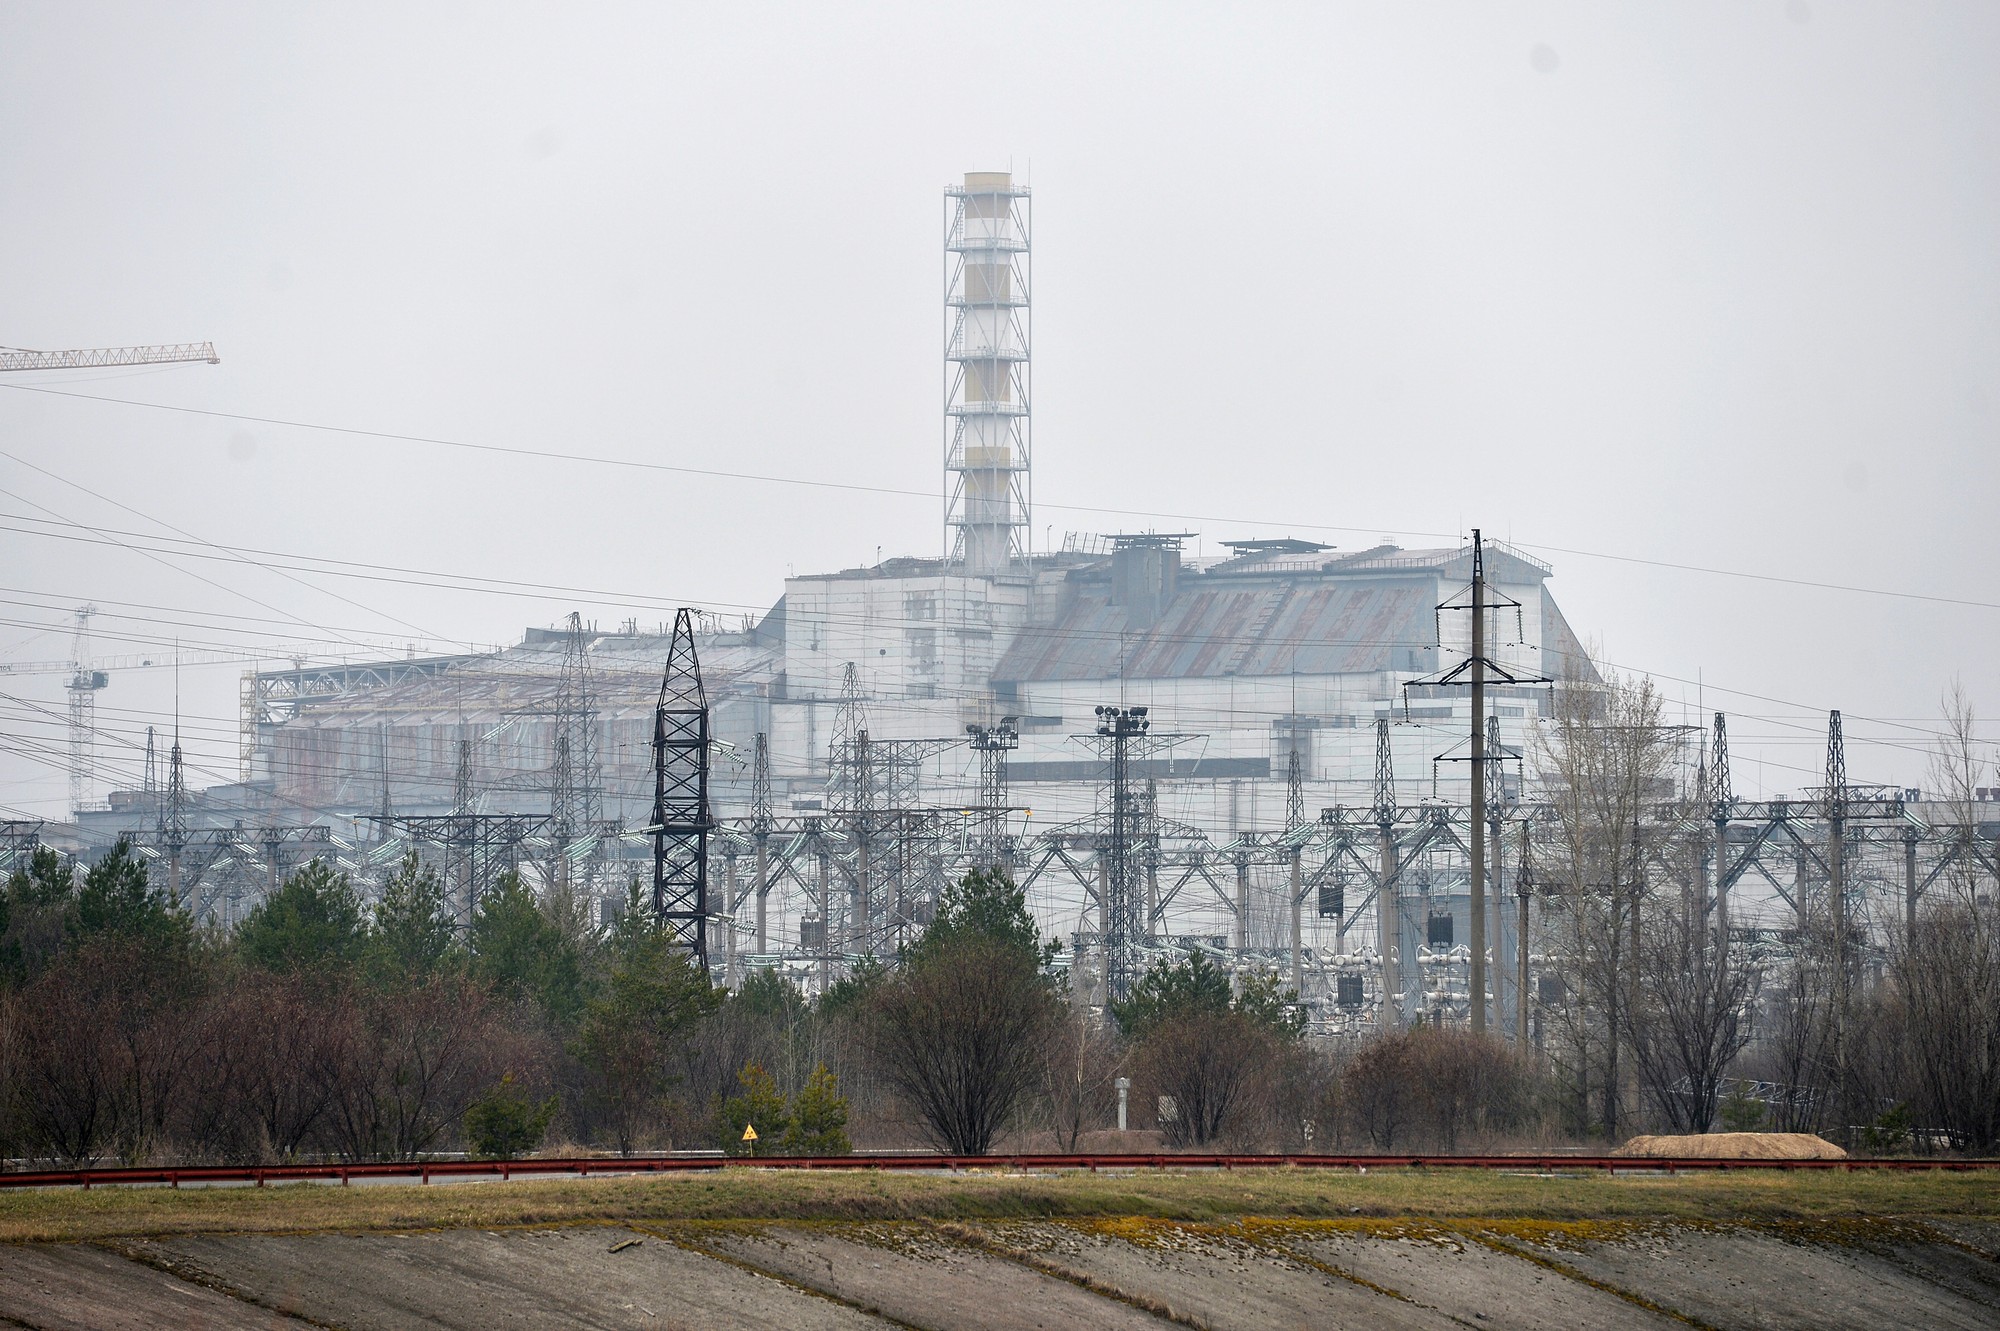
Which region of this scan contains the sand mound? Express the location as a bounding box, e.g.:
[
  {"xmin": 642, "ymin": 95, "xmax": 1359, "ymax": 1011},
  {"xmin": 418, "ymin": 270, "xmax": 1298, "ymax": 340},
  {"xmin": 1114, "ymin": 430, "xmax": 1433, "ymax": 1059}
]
[{"xmin": 1614, "ymin": 1132, "xmax": 1848, "ymax": 1160}]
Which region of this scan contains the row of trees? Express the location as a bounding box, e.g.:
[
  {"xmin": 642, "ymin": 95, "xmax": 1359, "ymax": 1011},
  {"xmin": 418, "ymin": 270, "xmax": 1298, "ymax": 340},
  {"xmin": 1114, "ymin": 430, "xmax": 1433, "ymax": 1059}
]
[
  {"xmin": 0, "ymin": 839, "xmax": 1564, "ymax": 1165},
  {"xmin": 0, "ymin": 844, "xmax": 734, "ymax": 1164},
  {"xmin": 5, "ymin": 664, "xmax": 1989, "ymax": 1164},
  {"xmin": 1531, "ymin": 671, "xmax": 2000, "ymax": 1150},
  {"xmin": 824, "ymin": 867, "xmax": 1554, "ymax": 1155}
]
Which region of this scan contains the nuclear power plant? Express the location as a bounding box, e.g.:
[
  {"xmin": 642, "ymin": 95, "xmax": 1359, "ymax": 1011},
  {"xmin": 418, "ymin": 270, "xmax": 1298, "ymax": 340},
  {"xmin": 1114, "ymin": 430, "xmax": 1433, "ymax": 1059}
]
[{"xmin": 26, "ymin": 172, "xmax": 1982, "ymax": 1038}]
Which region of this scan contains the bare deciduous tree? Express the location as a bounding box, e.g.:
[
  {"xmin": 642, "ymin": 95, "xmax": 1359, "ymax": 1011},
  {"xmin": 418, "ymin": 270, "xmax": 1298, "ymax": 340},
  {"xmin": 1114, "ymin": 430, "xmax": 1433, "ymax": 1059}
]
[
  {"xmin": 1342, "ymin": 1031, "xmax": 1418, "ymax": 1149},
  {"xmin": 1894, "ymin": 898, "xmax": 2000, "ymax": 1150},
  {"xmin": 320, "ymin": 976, "xmax": 508, "ymax": 1160},
  {"xmin": 868, "ymin": 940, "xmax": 1056, "ymax": 1155},
  {"xmin": 1630, "ymin": 900, "xmax": 1759, "ymax": 1131},
  {"xmin": 1130, "ymin": 1011, "xmax": 1272, "ymax": 1148},
  {"xmin": 8, "ymin": 958, "xmax": 121, "ymax": 1164},
  {"xmin": 1533, "ymin": 669, "xmax": 1682, "ymax": 1138},
  {"xmin": 1039, "ymin": 994, "xmax": 1120, "ymax": 1150}
]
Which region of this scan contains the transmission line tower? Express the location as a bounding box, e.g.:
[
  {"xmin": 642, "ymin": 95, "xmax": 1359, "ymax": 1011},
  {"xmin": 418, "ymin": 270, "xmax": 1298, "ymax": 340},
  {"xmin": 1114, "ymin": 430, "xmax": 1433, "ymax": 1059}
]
[
  {"xmin": 1101, "ymin": 705, "xmax": 1147, "ymax": 1002},
  {"xmin": 549, "ymin": 612, "xmax": 604, "ymax": 887},
  {"xmin": 1825, "ymin": 708, "xmax": 1852, "ymax": 1140},
  {"xmin": 750, "ymin": 732, "xmax": 774, "ymax": 954},
  {"xmin": 651, "ymin": 609, "xmax": 712, "ymax": 969},
  {"xmin": 163, "ymin": 723, "xmax": 190, "ymax": 906},
  {"xmin": 1711, "ymin": 712, "xmax": 1733, "ymax": 945},
  {"xmin": 142, "ymin": 726, "xmax": 160, "ymax": 828},
  {"xmin": 1373, "ymin": 717, "xmax": 1402, "ymax": 1027}
]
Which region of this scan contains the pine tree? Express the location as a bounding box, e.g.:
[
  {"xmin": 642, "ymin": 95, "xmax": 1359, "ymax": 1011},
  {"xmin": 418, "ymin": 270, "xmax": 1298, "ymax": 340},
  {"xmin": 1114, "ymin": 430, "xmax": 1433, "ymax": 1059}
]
[
  {"xmin": 74, "ymin": 838, "xmax": 186, "ymax": 948},
  {"xmin": 235, "ymin": 859, "xmax": 365, "ymax": 974},
  {"xmin": 721, "ymin": 1062, "xmax": 790, "ymax": 1156},
  {"xmin": 369, "ymin": 852, "xmax": 461, "ymax": 982},
  {"xmin": 782, "ymin": 1064, "xmax": 851, "ymax": 1156},
  {"xmin": 471, "ymin": 870, "xmax": 585, "ymax": 1022}
]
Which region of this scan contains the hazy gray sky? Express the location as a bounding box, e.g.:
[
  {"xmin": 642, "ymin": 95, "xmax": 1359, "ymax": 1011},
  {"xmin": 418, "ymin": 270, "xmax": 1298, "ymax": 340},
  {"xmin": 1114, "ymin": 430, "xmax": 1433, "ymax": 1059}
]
[{"xmin": 1, "ymin": 1, "xmax": 1994, "ymax": 814}]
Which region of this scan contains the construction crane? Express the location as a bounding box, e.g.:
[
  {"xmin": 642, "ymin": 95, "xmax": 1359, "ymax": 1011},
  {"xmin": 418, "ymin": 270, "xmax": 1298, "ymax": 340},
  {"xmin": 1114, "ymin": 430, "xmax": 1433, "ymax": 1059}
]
[
  {"xmin": 0, "ymin": 339, "xmax": 215, "ymax": 810},
  {"xmin": 64, "ymin": 607, "xmax": 107, "ymax": 815},
  {"xmin": 0, "ymin": 342, "xmax": 219, "ymax": 373},
  {"xmin": 0, "ymin": 645, "xmax": 325, "ymax": 678},
  {"xmin": 2, "ymin": 619, "xmax": 328, "ymax": 815}
]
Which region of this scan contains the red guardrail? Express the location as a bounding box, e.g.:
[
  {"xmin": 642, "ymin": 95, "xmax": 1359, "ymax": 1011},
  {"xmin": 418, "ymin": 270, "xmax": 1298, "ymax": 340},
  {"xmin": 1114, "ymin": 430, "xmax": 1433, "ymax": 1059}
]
[{"xmin": 1, "ymin": 1152, "xmax": 1994, "ymax": 1191}]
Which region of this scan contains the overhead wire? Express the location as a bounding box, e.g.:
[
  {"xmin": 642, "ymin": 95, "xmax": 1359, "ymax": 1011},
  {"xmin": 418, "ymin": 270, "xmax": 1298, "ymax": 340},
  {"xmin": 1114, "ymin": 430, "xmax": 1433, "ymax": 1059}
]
[
  {"xmin": 0, "ymin": 447, "xmax": 457, "ymax": 647},
  {"xmin": 0, "ymin": 508, "xmax": 1981, "ymax": 749},
  {"xmin": 0, "ymin": 498, "xmax": 1973, "ymax": 782},
  {"xmin": 2, "ymin": 381, "xmax": 1995, "ymax": 614},
  {"xmin": 2, "ymin": 382, "xmax": 1987, "ymax": 819}
]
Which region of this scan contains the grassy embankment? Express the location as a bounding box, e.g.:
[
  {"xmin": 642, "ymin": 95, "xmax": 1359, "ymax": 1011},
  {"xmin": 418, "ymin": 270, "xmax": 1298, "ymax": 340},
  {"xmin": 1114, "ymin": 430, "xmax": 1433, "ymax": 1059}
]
[{"xmin": 1, "ymin": 1165, "xmax": 1995, "ymax": 1244}]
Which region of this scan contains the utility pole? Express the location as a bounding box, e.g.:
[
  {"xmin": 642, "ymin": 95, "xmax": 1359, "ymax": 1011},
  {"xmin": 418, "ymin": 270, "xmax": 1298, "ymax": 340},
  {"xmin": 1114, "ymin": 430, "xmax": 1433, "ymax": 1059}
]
[
  {"xmin": 1825, "ymin": 709, "xmax": 1849, "ymax": 1143},
  {"xmin": 1516, "ymin": 818, "xmax": 1532, "ymax": 1045},
  {"xmin": 1486, "ymin": 712, "xmax": 1508, "ymax": 1033},
  {"xmin": 1468, "ymin": 533, "xmax": 1487, "ymax": 1034},
  {"xmin": 1287, "ymin": 744, "xmax": 1305, "ymax": 995},
  {"xmin": 1413, "ymin": 530, "xmax": 1549, "ymax": 1032}
]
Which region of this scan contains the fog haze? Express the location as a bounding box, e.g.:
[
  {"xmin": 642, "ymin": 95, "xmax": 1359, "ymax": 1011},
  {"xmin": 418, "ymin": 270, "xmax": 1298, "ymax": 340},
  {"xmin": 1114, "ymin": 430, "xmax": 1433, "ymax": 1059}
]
[{"xmin": 2, "ymin": 1, "xmax": 1995, "ymax": 813}]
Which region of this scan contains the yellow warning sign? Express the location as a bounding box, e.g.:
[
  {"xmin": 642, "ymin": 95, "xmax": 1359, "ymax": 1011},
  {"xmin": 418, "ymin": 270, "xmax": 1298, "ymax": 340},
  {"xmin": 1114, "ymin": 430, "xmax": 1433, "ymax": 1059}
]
[{"xmin": 741, "ymin": 1123, "xmax": 758, "ymax": 1142}]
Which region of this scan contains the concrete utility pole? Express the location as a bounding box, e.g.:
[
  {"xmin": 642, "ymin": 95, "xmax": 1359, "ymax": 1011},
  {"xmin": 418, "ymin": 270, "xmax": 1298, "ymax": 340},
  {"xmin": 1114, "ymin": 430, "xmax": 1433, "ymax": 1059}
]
[
  {"xmin": 1712, "ymin": 712, "xmax": 1733, "ymax": 954},
  {"xmin": 1487, "ymin": 714, "xmax": 1506, "ymax": 1033},
  {"xmin": 1826, "ymin": 710, "xmax": 1850, "ymax": 1141},
  {"xmin": 1414, "ymin": 529, "xmax": 1548, "ymax": 1033},
  {"xmin": 1516, "ymin": 818, "xmax": 1531, "ymax": 1045},
  {"xmin": 1469, "ymin": 532, "xmax": 1488, "ymax": 1034}
]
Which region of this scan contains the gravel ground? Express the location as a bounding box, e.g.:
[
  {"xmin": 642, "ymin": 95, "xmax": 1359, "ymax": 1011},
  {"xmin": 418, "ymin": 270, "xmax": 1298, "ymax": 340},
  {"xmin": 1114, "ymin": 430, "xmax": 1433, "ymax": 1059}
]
[
  {"xmin": 1287, "ymin": 1226, "xmax": 1685, "ymax": 1329},
  {"xmin": 1503, "ymin": 1224, "xmax": 2000, "ymax": 1331},
  {"xmin": 4, "ymin": 1216, "xmax": 1998, "ymax": 1329}
]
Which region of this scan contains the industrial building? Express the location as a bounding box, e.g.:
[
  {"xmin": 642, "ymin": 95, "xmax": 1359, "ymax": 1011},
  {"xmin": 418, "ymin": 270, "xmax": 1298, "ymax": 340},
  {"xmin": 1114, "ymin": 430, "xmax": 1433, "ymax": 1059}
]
[{"xmin": 43, "ymin": 172, "xmax": 1623, "ymax": 1030}]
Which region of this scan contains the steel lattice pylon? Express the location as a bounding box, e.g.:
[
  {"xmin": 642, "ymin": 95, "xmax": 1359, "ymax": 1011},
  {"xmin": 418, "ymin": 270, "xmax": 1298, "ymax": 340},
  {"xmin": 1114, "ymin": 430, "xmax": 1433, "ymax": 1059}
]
[{"xmin": 651, "ymin": 608, "xmax": 712, "ymax": 967}]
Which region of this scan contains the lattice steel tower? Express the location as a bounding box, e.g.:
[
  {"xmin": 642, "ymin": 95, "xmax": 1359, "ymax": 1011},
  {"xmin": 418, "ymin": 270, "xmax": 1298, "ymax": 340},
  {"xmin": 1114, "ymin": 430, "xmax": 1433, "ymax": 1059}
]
[
  {"xmin": 652, "ymin": 609, "xmax": 713, "ymax": 969},
  {"xmin": 944, "ymin": 171, "xmax": 1031, "ymax": 576}
]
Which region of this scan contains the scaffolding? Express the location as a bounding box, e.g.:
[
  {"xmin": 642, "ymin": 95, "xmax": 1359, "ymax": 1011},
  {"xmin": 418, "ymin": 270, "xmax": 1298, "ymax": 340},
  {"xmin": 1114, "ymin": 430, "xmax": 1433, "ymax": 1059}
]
[{"xmin": 944, "ymin": 170, "xmax": 1031, "ymax": 575}]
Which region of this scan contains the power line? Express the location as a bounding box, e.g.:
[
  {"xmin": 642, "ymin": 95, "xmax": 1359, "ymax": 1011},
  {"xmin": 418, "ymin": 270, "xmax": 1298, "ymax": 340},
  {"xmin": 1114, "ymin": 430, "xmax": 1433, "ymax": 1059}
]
[
  {"xmin": 0, "ymin": 445, "xmax": 444, "ymax": 642},
  {"xmin": 0, "ymin": 503, "xmax": 1979, "ymax": 763},
  {"xmin": 4, "ymin": 381, "xmax": 1994, "ymax": 614}
]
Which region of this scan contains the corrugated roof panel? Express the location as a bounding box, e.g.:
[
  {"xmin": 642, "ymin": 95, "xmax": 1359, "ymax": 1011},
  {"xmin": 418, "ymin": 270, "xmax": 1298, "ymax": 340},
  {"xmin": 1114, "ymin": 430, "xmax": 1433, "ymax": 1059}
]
[{"xmin": 992, "ymin": 579, "xmax": 1439, "ymax": 683}]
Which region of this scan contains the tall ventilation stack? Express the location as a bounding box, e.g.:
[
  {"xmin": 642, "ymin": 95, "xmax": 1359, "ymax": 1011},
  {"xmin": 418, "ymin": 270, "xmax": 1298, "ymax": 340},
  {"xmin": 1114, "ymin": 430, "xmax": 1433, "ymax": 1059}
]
[{"xmin": 944, "ymin": 171, "xmax": 1031, "ymax": 576}]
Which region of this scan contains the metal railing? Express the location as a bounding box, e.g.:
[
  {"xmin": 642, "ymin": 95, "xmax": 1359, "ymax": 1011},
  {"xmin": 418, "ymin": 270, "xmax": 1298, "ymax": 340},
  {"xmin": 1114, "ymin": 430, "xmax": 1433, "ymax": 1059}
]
[{"xmin": 3, "ymin": 1150, "xmax": 1992, "ymax": 1191}]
